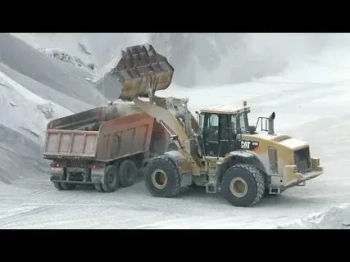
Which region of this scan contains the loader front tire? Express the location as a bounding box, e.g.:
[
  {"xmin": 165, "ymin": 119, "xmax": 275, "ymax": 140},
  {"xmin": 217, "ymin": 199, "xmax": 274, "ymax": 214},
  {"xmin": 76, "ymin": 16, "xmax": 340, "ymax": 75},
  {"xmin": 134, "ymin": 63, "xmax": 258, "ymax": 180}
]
[
  {"xmin": 101, "ymin": 165, "xmax": 119, "ymax": 192},
  {"xmin": 145, "ymin": 155, "xmax": 181, "ymax": 198},
  {"xmin": 118, "ymin": 160, "xmax": 137, "ymax": 188},
  {"xmin": 221, "ymin": 164, "xmax": 265, "ymax": 207}
]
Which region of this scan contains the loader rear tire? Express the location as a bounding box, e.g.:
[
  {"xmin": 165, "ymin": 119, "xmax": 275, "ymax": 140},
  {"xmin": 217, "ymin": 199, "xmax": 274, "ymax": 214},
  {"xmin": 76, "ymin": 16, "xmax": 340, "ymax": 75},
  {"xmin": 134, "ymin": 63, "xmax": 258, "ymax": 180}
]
[
  {"xmin": 118, "ymin": 160, "xmax": 137, "ymax": 188},
  {"xmin": 145, "ymin": 155, "xmax": 181, "ymax": 198},
  {"xmin": 101, "ymin": 165, "xmax": 119, "ymax": 192},
  {"xmin": 221, "ymin": 164, "xmax": 265, "ymax": 207}
]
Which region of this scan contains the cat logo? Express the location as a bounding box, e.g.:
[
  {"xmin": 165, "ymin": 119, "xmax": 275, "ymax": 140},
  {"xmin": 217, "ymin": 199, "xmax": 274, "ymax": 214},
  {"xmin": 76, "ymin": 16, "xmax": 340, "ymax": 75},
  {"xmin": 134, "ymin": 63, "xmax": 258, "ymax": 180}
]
[
  {"xmin": 240, "ymin": 140, "xmax": 259, "ymax": 150},
  {"xmin": 241, "ymin": 141, "xmax": 251, "ymax": 149}
]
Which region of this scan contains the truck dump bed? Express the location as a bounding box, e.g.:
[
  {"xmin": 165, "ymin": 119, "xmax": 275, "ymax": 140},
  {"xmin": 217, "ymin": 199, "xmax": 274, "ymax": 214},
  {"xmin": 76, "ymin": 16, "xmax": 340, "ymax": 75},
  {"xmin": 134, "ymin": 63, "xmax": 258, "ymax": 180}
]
[{"xmin": 43, "ymin": 104, "xmax": 154, "ymax": 162}]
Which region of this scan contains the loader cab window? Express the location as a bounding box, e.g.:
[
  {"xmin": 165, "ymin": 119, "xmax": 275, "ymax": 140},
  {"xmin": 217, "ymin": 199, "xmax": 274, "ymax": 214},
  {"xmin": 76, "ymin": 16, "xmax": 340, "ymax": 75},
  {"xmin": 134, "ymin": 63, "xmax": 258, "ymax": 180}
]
[
  {"xmin": 207, "ymin": 114, "xmax": 219, "ymax": 141},
  {"xmin": 200, "ymin": 113, "xmax": 219, "ymax": 157},
  {"xmin": 231, "ymin": 115, "xmax": 238, "ymax": 136},
  {"xmin": 201, "ymin": 113, "xmax": 238, "ymax": 157}
]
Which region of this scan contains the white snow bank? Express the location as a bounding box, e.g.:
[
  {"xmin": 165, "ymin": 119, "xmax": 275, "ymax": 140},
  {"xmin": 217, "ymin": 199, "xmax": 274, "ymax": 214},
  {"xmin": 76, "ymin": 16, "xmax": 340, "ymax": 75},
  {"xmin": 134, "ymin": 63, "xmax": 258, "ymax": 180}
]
[
  {"xmin": 278, "ymin": 204, "xmax": 350, "ymax": 229},
  {"xmin": 38, "ymin": 47, "xmax": 96, "ymax": 73},
  {"xmin": 0, "ymin": 70, "xmax": 73, "ymax": 184},
  {"xmin": 0, "ymin": 71, "xmax": 72, "ymax": 143},
  {"xmin": 11, "ymin": 33, "xmax": 149, "ymax": 71}
]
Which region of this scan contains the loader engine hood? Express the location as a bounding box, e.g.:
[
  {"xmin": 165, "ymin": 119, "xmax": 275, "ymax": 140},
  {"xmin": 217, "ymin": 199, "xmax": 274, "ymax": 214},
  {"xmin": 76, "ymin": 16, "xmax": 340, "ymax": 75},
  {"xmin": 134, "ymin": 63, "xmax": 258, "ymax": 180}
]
[
  {"xmin": 241, "ymin": 133, "xmax": 313, "ymax": 174},
  {"xmin": 241, "ymin": 133, "xmax": 309, "ymax": 151}
]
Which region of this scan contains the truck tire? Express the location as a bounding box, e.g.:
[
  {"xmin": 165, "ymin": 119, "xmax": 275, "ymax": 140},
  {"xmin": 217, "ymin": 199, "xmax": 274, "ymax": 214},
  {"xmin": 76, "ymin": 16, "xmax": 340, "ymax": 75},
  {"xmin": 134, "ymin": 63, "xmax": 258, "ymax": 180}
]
[
  {"xmin": 145, "ymin": 155, "xmax": 181, "ymax": 198},
  {"xmin": 101, "ymin": 165, "xmax": 119, "ymax": 192},
  {"xmin": 118, "ymin": 160, "xmax": 137, "ymax": 188},
  {"xmin": 60, "ymin": 183, "xmax": 76, "ymax": 190},
  {"xmin": 221, "ymin": 164, "xmax": 265, "ymax": 207}
]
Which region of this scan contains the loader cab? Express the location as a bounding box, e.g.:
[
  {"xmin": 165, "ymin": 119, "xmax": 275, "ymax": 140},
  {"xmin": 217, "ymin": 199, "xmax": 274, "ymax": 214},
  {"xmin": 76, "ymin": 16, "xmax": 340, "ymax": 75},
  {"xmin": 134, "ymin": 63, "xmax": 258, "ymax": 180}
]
[{"xmin": 198, "ymin": 105, "xmax": 251, "ymax": 158}]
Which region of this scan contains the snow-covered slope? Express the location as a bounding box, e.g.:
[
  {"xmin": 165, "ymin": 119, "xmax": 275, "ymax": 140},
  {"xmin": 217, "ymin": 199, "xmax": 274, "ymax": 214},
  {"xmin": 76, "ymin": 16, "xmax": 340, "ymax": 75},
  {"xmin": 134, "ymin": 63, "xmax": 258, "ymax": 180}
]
[
  {"xmin": 1, "ymin": 33, "xmax": 350, "ymax": 229},
  {"xmin": 14, "ymin": 33, "xmax": 349, "ymax": 93},
  {"xmin": 0, "ymin": 70, "xmax": 71, "ymax": 184},
  {"xmin": 0, "ymin": 34, "xmax": 107, "ymax": 106},
  {"xmin": 11, "ymin": 33, "xmax": 149, "ymax": 74},
  {"xmin": 278, "ymin": 204, "xmax": 350, "ymax": 229},
  {"xmin": 0, "ymin": 33, "xmax": 106, "ymax": 185}
]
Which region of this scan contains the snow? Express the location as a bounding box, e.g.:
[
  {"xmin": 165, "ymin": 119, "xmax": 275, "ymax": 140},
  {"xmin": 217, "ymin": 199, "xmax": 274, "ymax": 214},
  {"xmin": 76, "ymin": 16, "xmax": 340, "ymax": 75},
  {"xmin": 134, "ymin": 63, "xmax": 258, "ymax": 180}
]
[
  {"xmin": 38, "ymin": 47, "xmax": 96, "ymax": 73},
  {"xmin": 0, "ymin": 70, "xmax": 71, "ymax": 141},
  {"xmin": 1, "ymin": 33, "xmax": 350, "ymax": 228},
  {"xmin": 278, "ymin": 204, "xmax": 350, "ymax": 229}
]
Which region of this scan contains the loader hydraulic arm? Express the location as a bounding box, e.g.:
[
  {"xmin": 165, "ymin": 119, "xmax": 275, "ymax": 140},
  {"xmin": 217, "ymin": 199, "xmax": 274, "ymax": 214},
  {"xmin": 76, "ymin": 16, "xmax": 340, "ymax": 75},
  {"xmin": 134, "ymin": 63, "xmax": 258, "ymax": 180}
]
[
  {"xmin": 109, "ymin": 44, "xmax": 204, "ymax": 175},
  {"xmin": 134, "ymin": 98, "xmax": 203, "ymax": 175}
]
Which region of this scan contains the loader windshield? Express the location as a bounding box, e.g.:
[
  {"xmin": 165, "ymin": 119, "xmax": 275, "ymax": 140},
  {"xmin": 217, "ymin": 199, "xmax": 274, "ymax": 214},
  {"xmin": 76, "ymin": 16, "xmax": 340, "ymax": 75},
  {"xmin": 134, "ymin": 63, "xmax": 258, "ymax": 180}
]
[
  {"xmin": 231, "ymin": 112, "xmax": 249, "ymax": 134},
  {"xmin": 239, "ymin": 112, "xmax": 249, "ymax": 133}
]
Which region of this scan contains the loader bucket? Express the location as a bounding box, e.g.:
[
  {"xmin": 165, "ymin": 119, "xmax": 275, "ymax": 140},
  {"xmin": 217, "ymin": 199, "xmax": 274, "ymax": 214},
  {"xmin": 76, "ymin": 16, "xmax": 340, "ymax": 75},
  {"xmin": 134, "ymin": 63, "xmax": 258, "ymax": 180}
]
[{"xmin": 113, "ymin": 44, "xmax": 174, "ymax": 101}]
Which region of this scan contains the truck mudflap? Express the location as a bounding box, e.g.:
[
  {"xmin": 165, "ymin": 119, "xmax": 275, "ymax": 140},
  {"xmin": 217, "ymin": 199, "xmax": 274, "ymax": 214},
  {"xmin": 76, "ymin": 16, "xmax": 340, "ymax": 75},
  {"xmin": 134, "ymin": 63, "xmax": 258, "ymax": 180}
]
[
  {"xmin": 50, "ymin": 164, "xmax": 106, "ymax": 185},
  {"xmin": 113, "ymin": 44, "xmax": 174, "ymax": 101}
]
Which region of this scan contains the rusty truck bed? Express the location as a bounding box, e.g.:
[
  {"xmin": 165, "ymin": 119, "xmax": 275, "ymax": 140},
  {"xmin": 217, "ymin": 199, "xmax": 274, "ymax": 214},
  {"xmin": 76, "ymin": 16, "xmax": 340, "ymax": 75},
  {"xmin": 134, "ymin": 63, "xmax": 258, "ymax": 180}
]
[{"xmin": 43, "ymin": 111, "xmax": 155, "ymax": 162}]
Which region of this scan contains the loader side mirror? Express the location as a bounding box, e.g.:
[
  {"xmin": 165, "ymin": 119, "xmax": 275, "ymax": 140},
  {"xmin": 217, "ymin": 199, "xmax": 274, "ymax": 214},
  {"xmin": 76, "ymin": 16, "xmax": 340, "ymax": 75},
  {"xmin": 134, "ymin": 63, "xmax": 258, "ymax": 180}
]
[{"xmin": 248, "ymin": 125, "xmax": 256, "ymax": 134}]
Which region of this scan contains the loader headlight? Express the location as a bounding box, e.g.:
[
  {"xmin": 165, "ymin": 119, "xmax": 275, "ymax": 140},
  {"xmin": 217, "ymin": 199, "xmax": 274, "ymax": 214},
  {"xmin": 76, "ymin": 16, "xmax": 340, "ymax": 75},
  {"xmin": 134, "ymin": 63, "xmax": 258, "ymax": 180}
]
[{"xmin": 311, "ymin": 157, "xmax": 320, "ymax": 170}]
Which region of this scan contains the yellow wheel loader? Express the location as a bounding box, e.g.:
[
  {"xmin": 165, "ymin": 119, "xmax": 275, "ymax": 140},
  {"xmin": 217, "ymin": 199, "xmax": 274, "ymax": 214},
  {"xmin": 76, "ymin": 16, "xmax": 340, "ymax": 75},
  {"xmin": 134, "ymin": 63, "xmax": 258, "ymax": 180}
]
[{"xmin": 109, "ymin": 43, "xmax": 324, "ymax": 207}]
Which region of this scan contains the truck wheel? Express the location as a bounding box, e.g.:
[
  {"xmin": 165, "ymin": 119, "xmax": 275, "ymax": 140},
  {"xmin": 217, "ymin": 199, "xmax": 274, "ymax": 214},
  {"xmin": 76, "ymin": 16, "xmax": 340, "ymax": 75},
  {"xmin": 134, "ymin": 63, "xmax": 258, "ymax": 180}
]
[
  {"xmin": 60, "ymin": 183, "xmax": 76, "ymax": 190},
  {"xmin": 145, "ymin": 155, "xmax": 181, "ymax": 198},
  {"xmin": 101, "ymin": 165, "xmax": 119, "ymax": 192},
  {"xmin": 119, "ymin": 160, "xmax": 137, "ymax": 188},
  {"xmin": 221, "ymin": 164, "xmax": 265, "ymax": 207}
]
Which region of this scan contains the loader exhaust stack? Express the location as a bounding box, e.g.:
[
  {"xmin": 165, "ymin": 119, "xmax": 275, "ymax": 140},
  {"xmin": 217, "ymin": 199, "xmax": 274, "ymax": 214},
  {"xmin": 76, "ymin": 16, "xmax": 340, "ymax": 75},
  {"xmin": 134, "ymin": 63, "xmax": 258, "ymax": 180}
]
[
  {"xmin": 112, "ymin": 44, "xmax": 175, "ymax": 101},
  {"xmin": 268, "ymin": 112, "xmax": 276, "ymax": 135}
]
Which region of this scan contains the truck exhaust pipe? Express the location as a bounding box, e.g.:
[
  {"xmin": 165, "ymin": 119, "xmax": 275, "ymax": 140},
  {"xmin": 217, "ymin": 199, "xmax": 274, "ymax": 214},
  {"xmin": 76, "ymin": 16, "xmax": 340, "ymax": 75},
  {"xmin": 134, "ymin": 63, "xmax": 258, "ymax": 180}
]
[{"xmin": 268, "ymin": 112, "xmax": 275, "ymax": 135}]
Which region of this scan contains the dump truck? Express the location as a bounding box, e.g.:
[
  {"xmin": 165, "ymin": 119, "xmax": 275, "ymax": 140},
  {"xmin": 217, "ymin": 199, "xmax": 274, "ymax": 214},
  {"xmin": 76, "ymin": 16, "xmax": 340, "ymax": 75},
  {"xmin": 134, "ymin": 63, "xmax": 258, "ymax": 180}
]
[
  {"xmin": 42, "ymin": 103, "xmax": 175, "ymax": 192},
  {"xmin": 43, "ymin": 43, "xmax": 323, "ymax": 207},
  {"xmin": 42, "ymin": 45, "xmax": 176, "ymax": 192}
]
